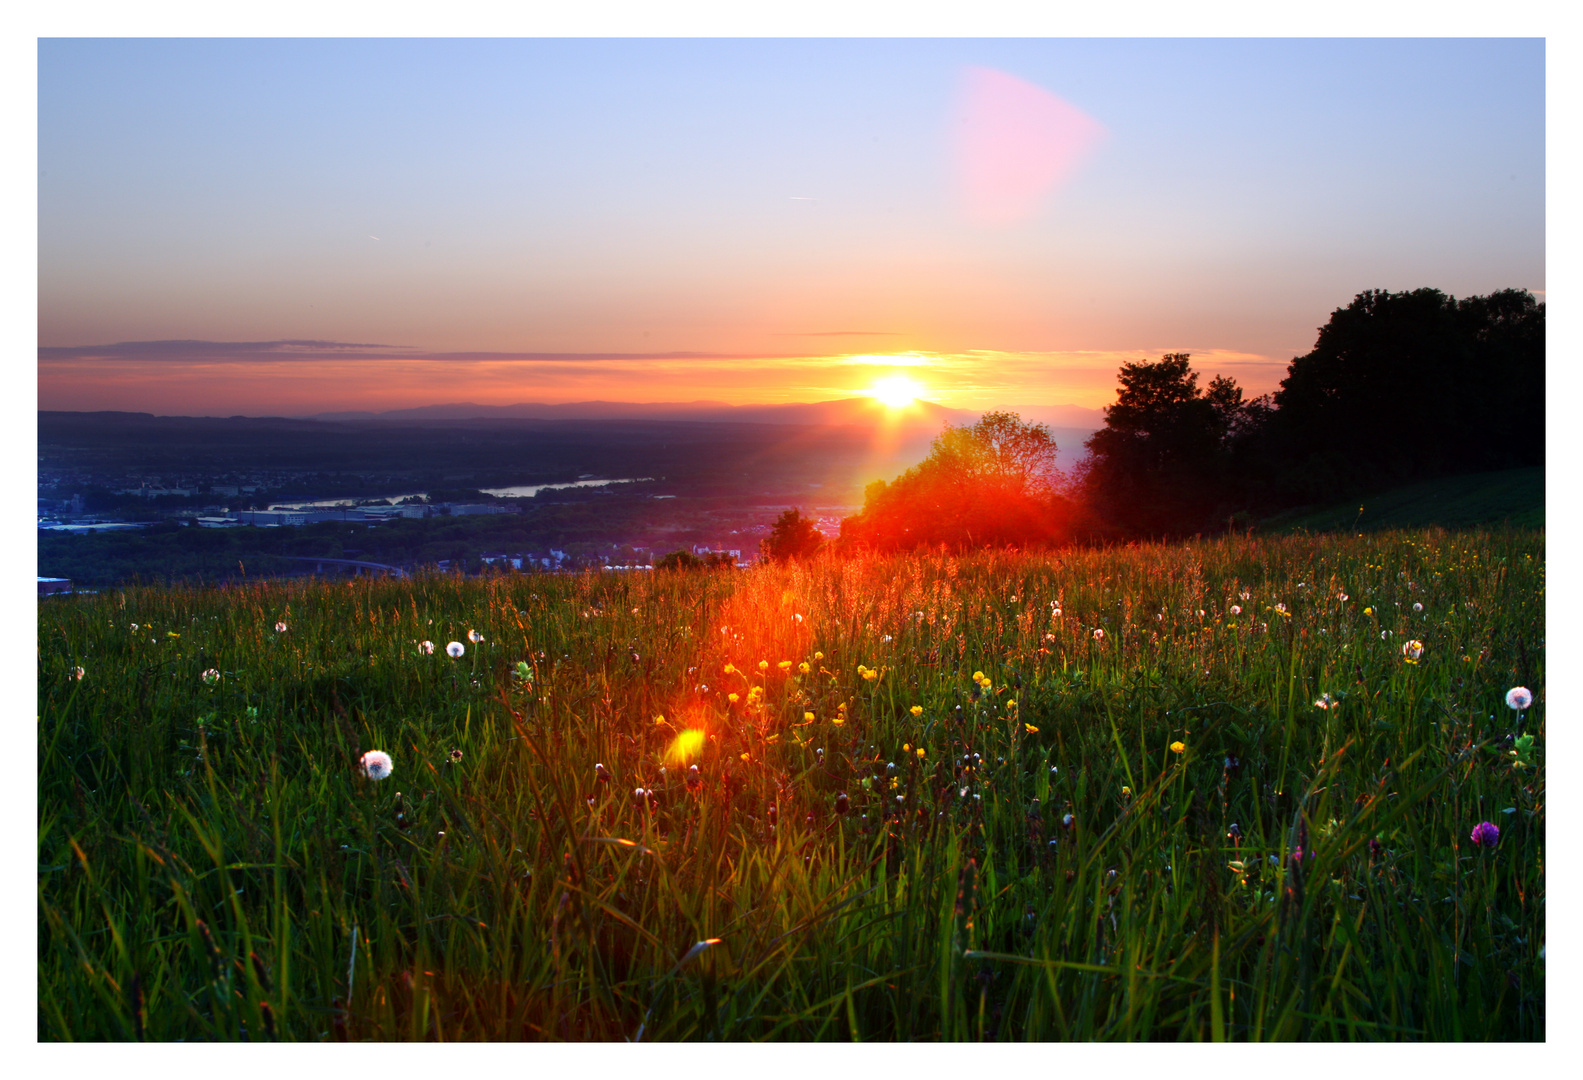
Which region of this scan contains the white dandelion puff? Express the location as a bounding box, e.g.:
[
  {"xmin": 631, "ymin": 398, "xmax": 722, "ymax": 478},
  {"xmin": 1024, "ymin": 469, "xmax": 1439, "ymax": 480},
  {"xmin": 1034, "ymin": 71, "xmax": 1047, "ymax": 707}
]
[
  {"xmin": 1505, "ymin": 686, "xmax": 1533, "ymax": 711},
  {"xmin": 1337, "ymin": 592, "xmax": 1348, "ymax": 602},
  {"xmin": 446, "ymin": 641, "xmax": 465, "ymax": 658},
  {"xmin": 467, "ymin": 629, "xmax": 483, "ymax": 643},
  {"xmin": 1413, "ymin": 602, "xmax": 1423, "ymax": 612},
  {"xmin": 360, "ymin": 750, "xmax": 393, "ymax": 780},
  {"xmin": 1229, "ymin": 605, "xmax": 1242, "ymax": 616},
  {"xmin": 1092, "ymin": 628, "xmax": 1104, "ymax": 641}
]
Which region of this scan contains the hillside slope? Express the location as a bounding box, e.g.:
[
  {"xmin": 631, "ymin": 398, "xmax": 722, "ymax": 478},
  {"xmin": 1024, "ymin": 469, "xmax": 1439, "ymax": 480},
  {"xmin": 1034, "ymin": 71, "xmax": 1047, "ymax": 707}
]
[{"xmin": 1259, "ymin": 467, "xmax": 1543, "ymax": 533}]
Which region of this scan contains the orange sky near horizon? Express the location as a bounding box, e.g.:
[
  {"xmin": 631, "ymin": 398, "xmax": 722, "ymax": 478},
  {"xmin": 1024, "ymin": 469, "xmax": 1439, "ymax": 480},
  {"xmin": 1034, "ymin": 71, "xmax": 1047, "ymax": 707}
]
[{"xmin": 35, "ymin": 347, "xmax": 1291, "ymax": 417}]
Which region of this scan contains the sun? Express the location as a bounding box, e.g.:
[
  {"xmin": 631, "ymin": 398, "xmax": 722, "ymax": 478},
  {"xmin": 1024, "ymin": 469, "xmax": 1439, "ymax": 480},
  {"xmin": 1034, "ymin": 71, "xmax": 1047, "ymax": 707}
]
[{"xmin": 870, "ymin": 374, "xmax": 923, "ymax": 409}]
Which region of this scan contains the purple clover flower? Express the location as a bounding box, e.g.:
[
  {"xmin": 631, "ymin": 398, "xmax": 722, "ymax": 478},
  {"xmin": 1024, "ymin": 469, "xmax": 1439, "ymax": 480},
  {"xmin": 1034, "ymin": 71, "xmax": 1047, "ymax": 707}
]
[{"xmin": 1470, "ymin": 821, "xmax": 1501, "ymax": 849}]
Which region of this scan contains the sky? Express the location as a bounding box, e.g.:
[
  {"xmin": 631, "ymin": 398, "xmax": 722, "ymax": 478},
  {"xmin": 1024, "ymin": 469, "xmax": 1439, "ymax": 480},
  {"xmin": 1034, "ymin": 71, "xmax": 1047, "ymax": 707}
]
[{"xmin": 36, "ymin": 37, "xmax": 1545, "ymax": 416}]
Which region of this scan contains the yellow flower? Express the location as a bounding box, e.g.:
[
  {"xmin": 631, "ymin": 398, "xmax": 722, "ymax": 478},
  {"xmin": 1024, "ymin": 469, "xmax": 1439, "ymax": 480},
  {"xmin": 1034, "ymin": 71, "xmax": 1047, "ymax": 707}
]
[
  {"xmin": 915, "ymin": 747, "xmax": 926, "ymax": 759},
  {"xmin": 778, "ymin": 660, "xmax": 793, "ymax": 671},
  {"xmin": 740, "ymin": 752, "xmax": 750, "ymax": 762},
  {"xmin": 758, "ymin": 660, "xmax": 769, "ymax": 672},
  {"xmin": 910, "ymin": 705, "xmax": 923, "ymax": 717},
  {"xmin": 1170, "ymin": 741, "xmax": 1186, "ymax": 754},
  {"xmin": 972, "ymin": 670, "xmax": 985, "ymax": 682},
  {"xmin": 814, "ymin": 651, "xmax": 824, "ymax": 661},
  {"xmin": 837, "ymin": 701, "xmax": 847, "ymax": 711},
  {"xmin": 1006, "ymin": 699, "xmax": 1017, "ymax": 709},
  {"xmin": 831, "ymin": 715, "xmax": 845, "ymax": 726},
  {"xmin": 1364, "ymin": 607, "xmax": 1373, "ymax": 615},
  {"xmin": 799, "ymin": 662, "xmax": 811, "ymax": 674},
  {"xmin": 902, "ymin": 743, "xmax": 910, "ymax": 752},
  {"xmin": 1121, "ymin": 786, "xmax": 1131, "ymax": 796},
  {"xmin": 862, "ymin": 668, "xmax": 879, "ymax": 681},
  {"xmin": 1024, "ymin": 723, "xmax": 1039, "ymax": 734},
  {"xmin": 728, "ymin": 692, "xmax": 740, "ymax": 704},
  {"xmin": 804, "ymin": 711, "xmax": 816, "ymax": 722},
  {"xmin": 654, "ymin": 714, "xmax": 667, "ymax": 725},
  {"xmin": 724, "ymin": 663, "xmax": 737, "ymax": 674}
]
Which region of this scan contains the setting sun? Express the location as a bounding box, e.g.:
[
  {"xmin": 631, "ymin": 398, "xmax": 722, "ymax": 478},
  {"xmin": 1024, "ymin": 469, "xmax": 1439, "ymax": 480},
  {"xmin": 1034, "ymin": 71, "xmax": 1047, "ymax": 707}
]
[{"xmin": 870, "ymin": 375, "xmax": 923, "ymax": 409}]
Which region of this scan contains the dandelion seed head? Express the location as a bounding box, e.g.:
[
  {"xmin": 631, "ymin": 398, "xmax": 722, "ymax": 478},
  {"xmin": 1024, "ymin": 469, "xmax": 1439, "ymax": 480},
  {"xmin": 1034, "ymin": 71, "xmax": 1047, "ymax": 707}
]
[
  {"xmin": 1505, "ymin": 686, "xmax": 1533, "ymax": 711},
  {"xmin": 467, "ymin": 629, "xmax": 483, "ymax": 643},
  {"xmin": 446, "ymin": 641, "xmax": 465, "ymax": 658},
  {"xmin": 360, "ymin": 750, "xmax": 393, "ymax": 781}
]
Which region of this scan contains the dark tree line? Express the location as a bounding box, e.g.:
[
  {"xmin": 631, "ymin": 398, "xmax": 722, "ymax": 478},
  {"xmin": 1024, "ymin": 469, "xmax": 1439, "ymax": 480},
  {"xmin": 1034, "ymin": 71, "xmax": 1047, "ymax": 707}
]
[{"xmin": 1078, "ymin": 287, "xmax": 1543, "ymax": 538}]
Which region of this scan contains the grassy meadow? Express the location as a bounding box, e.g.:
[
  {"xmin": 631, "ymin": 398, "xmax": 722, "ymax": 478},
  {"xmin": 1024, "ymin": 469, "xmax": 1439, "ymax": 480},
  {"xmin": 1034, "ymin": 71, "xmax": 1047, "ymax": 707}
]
[{"xmin": 38, "ymin": 528, "xmax": 1545, "ymax": 1040}]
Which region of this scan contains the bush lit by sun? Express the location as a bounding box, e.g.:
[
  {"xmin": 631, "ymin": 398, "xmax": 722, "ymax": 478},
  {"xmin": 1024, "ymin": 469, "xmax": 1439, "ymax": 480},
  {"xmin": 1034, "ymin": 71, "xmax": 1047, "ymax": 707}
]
[{"xmin": 870, "ymin": 375, "xmax": 923, "ymax": 408}]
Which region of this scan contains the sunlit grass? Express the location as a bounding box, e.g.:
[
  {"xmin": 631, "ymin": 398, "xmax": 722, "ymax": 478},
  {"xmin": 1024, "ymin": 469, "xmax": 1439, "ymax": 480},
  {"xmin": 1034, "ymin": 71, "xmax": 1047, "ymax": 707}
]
[{"xmin": 38, "ymin": 527, "xmax": 1544, "ymax": 1040}]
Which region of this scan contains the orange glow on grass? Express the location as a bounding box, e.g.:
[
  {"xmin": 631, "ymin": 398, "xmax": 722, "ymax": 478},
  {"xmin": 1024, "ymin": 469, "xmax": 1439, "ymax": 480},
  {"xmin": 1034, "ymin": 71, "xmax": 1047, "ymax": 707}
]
[{"xmin": 869, "ymin": 374, "xmax": 924, "ymax": 409}]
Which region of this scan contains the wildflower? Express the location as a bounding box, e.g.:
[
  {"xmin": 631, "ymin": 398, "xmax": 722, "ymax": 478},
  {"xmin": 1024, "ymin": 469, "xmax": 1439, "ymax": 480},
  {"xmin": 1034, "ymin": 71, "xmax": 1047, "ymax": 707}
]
[
  {"xmin": 595, "ymin": 763, "xmax": 611, "ymax": 784},
  {"xmin": 446, "ymin": 641, "xmax": 465, "ymax": 658},
  {"xmin": 728, "ymin": 693, "xmax": 740, "ymax": 705},
  {"xmin": 902, "ymin": 743, "xmax": 910, "ymax": 753},
  {"xmin": 1121, "ymin": 786, "xmax": 1131, "ymax": 796},
  {"xmin": 910, "ymin": 705, "xmax": 923, "ymax": 717},
  {"xmin": 778, "ymin": 660, "xmax": 793, "ymax": 671},
  {"xmin": 1170, "ymin": 741, "xmax": 1186, "ymax": 754},
  {"xmin": 834, "ymin": 792, "xmax": 849, "ymax": 815},
  {"xmin": 655, "ymin": 714, "xmax": 667, "ymax": 725},
  {"xmin": 1364, "ymin": 606, "xmax": 1373, "ymax": 615},
  {"xmin": 831, "ymin": 714, "xmax": 845, "ymax": 727},
  {"xmin": 201, "ymin": 668, "xmax": 220, "ymax": 685},
  {"xmin": 1156, "ymin": 613, "xmax": 1163, "ymax": 621},
  {"xmin": 724, "ymin": 663, "xmax": 737, "ymax": 674},
  {"xmin": 814, "ymin": 651, "xmax": 824, "ymax": 661},
  {"xmin": 72, "ymin": 666, "xmax": 85, "ymax": 680},
  {"xmin": 449, "ymin": 748, "xmax": 463, "ymax": 764},
  {"xmin": 1402, "ymin": 639, "xmax": 1424, "ymax": 663},
  {"xmin": 758, "ymin": 660, "xmax": 769, "ymax": 672},
  {"xmin": 1336, "ymin": 593, "xmax": 1348, "ymax": 602},
  {"xmin": 916, "ymin": 747, "xmax": 926, "ymax": 759},
  {"xmin": 1506, "ymin": 686, "xmax": 1533, "ymax": 711},
  {"xmin": 793, "ymin": 613, "xmax": 803, "ymax": 623},
  {"xmin": 1229, "ymin": 605, "xmax": 1242, "ymax": 616},
  {"xmin": 686, "ymin": 764, "xmax": 702, "ymax": 790},
  {"xmin": 1239, "ymin": 590, "xmax": 1250, "ymax": 601},
  {"xmin": 799, "ymin": 662, "xmax": 811, "ymax": 674},
  {"xmin": 419, "ymin": 640, "xmax": 435, "ymax": 654},
  {"xmin": 275, "ymin": 621, "xmax": 288, "ymax": 633},
  {"xmin": 1051, "ymin": 607, "xmax": 1062, "ymax": 618},
  {"xmin": 1025, "ymin": 723, "xmax": 1039, "ymax": 734},
  {"xmin": 1062, "ymin": 813, "xmax": 1074, "ymax": 828},
  {"xmin": 1006, "ymin": 698, "xmax": 1017, "ymax": 709},
  {"xmin": 467, "ymin": 629, "xmax": 483, "ymax": 643},
  {"xmin": 1413, "ymin": 602, "xmax": 1423, "ymax": 612},
  {"xmin": 740, "ymin": 752, "xmax": 750, "ymax": 762},
  {"xmin": 1092, "ymin": 628, "xmax": 1104, "ymax": 641},
  {"xmin": 360, "ymin": 750, "xmax": 393, "ymax": 781},
  {"xmin": 804, "ymin": 711, "xmax": 816, "ymax": 722},
  {"xmin": 130, "ymin": 623, "xmax": 139, "ymax": 631},
  {"xmin": 862, "ymin": 667, "xmax": 879, "ymax": 681},
  {"xmin": 1275, "ymin": 603, "xmax": 1288, "ymax": 614},
  {"xmin": 1470, "ymin": 821, "xmax": 1500, "ymax": 848},
  {"xmin": 1314, "ymin": 693, "xmax": 1335, "ymax": 709}
]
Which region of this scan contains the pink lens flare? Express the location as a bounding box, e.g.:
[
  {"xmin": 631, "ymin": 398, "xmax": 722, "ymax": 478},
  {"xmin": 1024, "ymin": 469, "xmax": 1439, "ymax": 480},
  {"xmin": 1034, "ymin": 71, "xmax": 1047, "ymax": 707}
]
[{"xmin": 953, "ymin": 66, "xmax": 1106, "ymax": 226}]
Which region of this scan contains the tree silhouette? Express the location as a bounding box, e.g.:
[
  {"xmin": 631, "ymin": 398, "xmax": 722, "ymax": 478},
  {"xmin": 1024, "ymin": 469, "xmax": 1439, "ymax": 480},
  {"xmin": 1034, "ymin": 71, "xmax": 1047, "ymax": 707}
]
[
  {"xmin": 759, "ymin": 509, "xmax": 824, "ymax": 562},
  {"xmin": 1079, "ymin": 354, "xmax": 1265, "ymax": 536}
]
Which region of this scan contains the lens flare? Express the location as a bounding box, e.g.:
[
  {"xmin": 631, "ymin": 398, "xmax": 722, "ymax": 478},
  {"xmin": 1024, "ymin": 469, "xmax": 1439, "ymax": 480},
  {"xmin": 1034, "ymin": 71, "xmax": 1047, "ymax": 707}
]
[{"xmin": 666, "ymin": 728, "xmax": 707, "ymax": 766}]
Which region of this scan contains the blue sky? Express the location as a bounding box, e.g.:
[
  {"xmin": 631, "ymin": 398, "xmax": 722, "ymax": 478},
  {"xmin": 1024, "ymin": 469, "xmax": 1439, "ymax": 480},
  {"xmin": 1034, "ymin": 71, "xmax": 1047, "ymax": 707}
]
[{"xmin": 37, "ymin": 37, "xmax": 1545, "ymax": 413}]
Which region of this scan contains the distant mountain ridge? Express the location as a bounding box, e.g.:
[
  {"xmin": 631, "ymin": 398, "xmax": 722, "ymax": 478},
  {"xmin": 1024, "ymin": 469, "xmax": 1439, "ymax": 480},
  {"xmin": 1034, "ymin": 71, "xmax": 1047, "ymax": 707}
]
[{"xmin": 307, "ymin": 397, "xmax": 1105, "ymax": 431}]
